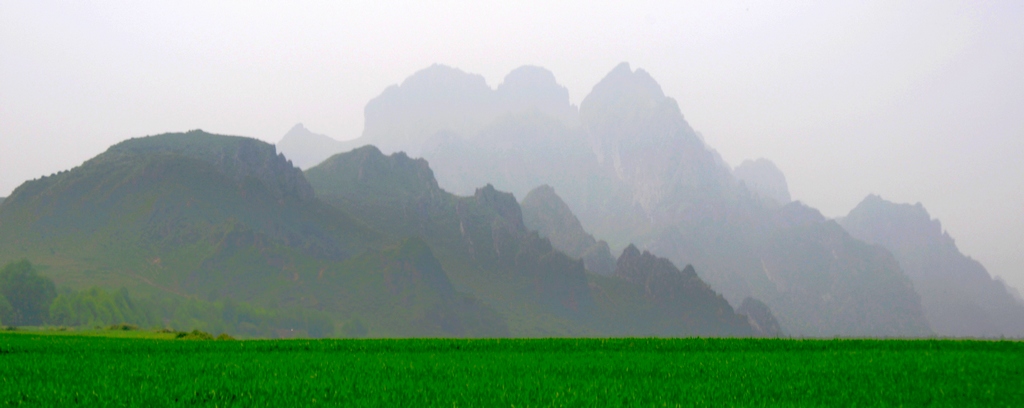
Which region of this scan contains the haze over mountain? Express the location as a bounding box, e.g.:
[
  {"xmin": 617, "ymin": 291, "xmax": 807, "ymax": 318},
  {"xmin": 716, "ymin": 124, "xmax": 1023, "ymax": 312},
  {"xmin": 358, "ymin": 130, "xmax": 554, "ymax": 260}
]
[
  {"xmin": 6, "ymin": 2, "xmax": 1023, "ymax": 301},
  {"xmin": 733, "ymin": 159, "xmax": 792, "ymax": 206},
  {"xmin": 736, "ymin": 297, "xmax": 783, "ymax": 338},
  {"xmin": 361, "ymin": 64, "xmax": 580, "ymax": 157},
  {"xmin": 334, "ymin": 62, "xmax": 934, "ymax": 337},
  {"xmin": 520, "ymin": 185, "xmax": 615, "ymax": 276},
  {"xmin": 0, "ymin": 130, "xmax": 763, "ymax": 337},
  {"xmin": 840, "ymin": 195, "xmax": 1024, "ymax": 337},
  {"xmin": 276, "ymin": 124, "xmax": 348, "ymax": 169},
  {"xmin": 305, "ymin": 145, "xmax": 756, "ymax": 336}
]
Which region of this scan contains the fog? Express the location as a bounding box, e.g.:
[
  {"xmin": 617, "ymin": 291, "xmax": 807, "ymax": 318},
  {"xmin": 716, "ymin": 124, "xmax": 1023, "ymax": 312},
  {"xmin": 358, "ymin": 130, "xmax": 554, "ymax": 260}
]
[{"xmin": 2, "ymin": 1, "xmax": 1022, "ymax": 290}]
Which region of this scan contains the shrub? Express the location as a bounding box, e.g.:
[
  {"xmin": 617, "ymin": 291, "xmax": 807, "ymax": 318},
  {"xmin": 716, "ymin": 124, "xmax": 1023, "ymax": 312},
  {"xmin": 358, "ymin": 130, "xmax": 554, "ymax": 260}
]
[{"xmin": 175, "ymin": 329, "xmax": 214, "ymax": 340}]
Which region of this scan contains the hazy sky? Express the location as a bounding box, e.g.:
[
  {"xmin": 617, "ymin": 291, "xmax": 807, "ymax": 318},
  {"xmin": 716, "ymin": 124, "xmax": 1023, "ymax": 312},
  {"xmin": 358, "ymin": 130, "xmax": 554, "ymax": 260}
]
[{"xmin": 2, "ymin": 1, "xmax": 1022, "ymax": 290}]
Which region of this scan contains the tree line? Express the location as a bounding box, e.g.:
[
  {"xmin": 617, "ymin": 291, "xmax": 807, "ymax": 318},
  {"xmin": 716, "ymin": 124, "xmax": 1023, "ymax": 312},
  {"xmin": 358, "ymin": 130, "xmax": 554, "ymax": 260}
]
[{"xmin": 0, "ymin": 260, "xmax": 336, "ymax": 338}]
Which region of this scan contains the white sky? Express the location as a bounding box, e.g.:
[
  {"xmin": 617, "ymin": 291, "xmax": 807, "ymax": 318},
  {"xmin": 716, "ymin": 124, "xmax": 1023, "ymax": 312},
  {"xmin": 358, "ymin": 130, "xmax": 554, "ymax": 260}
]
[{"xmin": 2, "ymin": 1, "xmax": 1022, "ymax": 289}]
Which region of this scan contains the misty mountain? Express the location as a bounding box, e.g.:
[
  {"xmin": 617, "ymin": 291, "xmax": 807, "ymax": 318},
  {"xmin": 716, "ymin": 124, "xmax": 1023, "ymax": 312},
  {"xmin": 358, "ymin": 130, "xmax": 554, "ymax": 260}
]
[
  {"xmin": 520, "ymin": 185, "xmax": 615, "ymax": 276},
  {"xmin": 608, "ymin": 245, "xmax": 759, "ymax": 335},
  {"xmin": 0, "ymin": 129, "xmax": 760, "ymax": 336},
  {"xmin": 305, "ymin": 145, "xmax": 755, "ymax": 336},
  {"xmin": 0, "ymin": 197, "xmax": 5, "ymax": 206},
  {"xmin": 840, "ymin": 195, "xmax": 1024, "ymax": 337},
  {"xmin": 736, "ymin": 297, "xmax": 783, "ymax": 337},
  {"xmin": 351, "ymin": 62, "xmax": 933, "ymax": 337},
  {"xmin": 734, "ymin": 158, "xmax": 792, "ymax": 206},
  {"xmin": 276, "ymin": 123, "xmax": 351, "ymax": 169},
  {"xmin": 361, "ymin": 64, "xmax": 580, "ymax": 157}
]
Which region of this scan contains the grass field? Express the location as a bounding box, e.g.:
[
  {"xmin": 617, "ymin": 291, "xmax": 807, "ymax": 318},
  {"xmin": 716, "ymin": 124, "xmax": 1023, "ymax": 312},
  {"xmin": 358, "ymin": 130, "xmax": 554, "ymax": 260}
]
[{"xmin": 1, "ymin": 332, "xmax": 1022, "ymax": 406}]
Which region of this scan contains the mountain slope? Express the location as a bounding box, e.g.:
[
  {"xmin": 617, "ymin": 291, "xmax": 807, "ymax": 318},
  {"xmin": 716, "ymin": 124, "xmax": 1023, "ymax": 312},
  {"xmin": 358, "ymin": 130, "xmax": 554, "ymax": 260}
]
[
  {"xmin": 306, "ymin": 146, "xmax": 598, "ymax": 335},
  {"xmin": 349, "ymin": 63, "xmax": 933, "ymax": 337},
  {"xmin": 840, "ymin": 195, "xmax": 1024, "ymax": 337},
  {"xmin": 0, "ymin": 131, "xmax": 505, "ymax": 337},
  {"xmin": 521, "ymin": 185, "xmax": 615, "ymax": 276},
  {"xmin": 306, "ymin": 146, "xmax": 754, "ymax": 336},
  {"xmin": 276, "ymin": 123, "xmax": 351, "ymax": 169},
  {"xmin": 605, "ymin": 245, "xmax": 754, "ymax": 335},
  {"xmin": 734, "ymin": 158, "xmax": 792, "ymax": 206}
]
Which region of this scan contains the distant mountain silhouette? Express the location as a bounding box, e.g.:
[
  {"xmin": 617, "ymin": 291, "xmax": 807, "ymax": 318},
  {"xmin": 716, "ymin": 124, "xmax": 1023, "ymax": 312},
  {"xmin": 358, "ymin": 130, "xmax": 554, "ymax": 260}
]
[
  {"xmin": 840, "ymin": 195, "xmax": 1024, "ymax": 337},
  {"xmin": 349, "ymin": 62, "xmax": 933, "ymax": 337},
  {"xmin": 734, "ymin": 158, "xmax": 791, "ymax": 206},
  {"xmin": 276, "ymin": 123, "xmax": 350, "ymax": 169},
  {"xmin": 361, "ymin": 64, "xmax": 579, "ymax": 157},
  {"xmin": 521, "ymin": 185, "xmax": 616, "ymax": 276},
  {"xmin": 306, "ymin": 145, "xmax": 755, "ymax": 336},
  {"xmin": 736, "ymin": 297, "xmax": 783, "ymax": 337},
  {"xmin": 611, "ymin": 245, "xmax": 755, "ymax": 335}
]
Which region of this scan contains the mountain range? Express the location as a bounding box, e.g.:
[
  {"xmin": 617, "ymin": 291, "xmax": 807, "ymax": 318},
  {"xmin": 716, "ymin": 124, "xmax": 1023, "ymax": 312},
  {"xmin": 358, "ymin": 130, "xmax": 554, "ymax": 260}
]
[
  {"xmin": 5, "ymin": 62, "xmax": 1018, "ymax": 337},
  {"xmin": 840, "ymin": 195, "xmax": 1024, "ymax": 337},
  {"xmin": 279, "ymin": 63, "xmax": 941, "ymax": 337},
  {"xmin": 0, "ymin": 130, "xmax": 762, "ymax": 337}
]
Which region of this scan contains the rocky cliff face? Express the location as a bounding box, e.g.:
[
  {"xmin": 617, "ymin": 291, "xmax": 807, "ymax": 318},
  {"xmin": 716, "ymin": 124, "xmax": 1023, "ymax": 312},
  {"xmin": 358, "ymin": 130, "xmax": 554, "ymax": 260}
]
[
  {"xmin": 736, "ymin": 297, "xmax": 783, "ymax": 337},
  {"xmin": 612, "ymin": 244, "xmax": 753, "ymax": 336},
  {"xmin": 579, "ymin": 63, "xmax": 735, "ymax": 221},
  {"xmin": 521, "ymin": 185, "xmax": 615, "ymax": 275},
  {"xmin": 840, "ymin": 195, "xmax": 1024, "ymax": 337}
]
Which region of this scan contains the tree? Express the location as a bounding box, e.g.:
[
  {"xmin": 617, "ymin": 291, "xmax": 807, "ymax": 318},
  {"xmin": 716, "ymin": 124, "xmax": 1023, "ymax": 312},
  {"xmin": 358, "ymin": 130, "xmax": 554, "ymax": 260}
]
[{"xmin": 0, "ymin": 260, "xmax": 57, "ymax": 326}]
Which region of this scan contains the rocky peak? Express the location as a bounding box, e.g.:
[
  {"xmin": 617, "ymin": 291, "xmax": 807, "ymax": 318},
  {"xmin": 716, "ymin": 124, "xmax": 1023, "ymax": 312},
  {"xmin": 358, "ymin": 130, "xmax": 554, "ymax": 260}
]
[
  {"xmin": 842, "ymin": 195, "xmax": 944, "ymax": 247},
  {"xmin": 577, "ymin": 63, "xmax": 734, "ymax": 219},
  {"xmin": 615, "ymin": 244, "xmax": 698, "ymax": 285},
  {"xmin": 306, "ymin": 144, "xmax": 441, "ymax": 204},
  {"xmin": 839, "ymin": 194, "xmax": 1024, "ymax": 337},
  {"xmin": 276, "ymin": 123, "xmax": 346, "ymax": 169},
  {"xmin": 361, "ymin": 64, "xmax": 583, "ymax": 156},
  {"xmin": 474, "ymin": 184, "xmax": 526, "ymax": 234},
  {"xmin": 496, "ymin": 66, "xmax": 579, "ymax": 127},
  {"xmin": 579, "ymin": 62, "xmax": 683, "ymax": 157},
  {"xmin": 734, "ymin": 158, "xmax": 792, "ymax": 205},
  {"xmin": 521, "ymin": 185, "xmax": 616, "ymax": 275},
  {"xmin": 110, "ymin": 130, "xmax": 315, "ymax": 202},
  {"xmin": 362, "ymin": 64, "xmax": 497, "ymax": 154}
]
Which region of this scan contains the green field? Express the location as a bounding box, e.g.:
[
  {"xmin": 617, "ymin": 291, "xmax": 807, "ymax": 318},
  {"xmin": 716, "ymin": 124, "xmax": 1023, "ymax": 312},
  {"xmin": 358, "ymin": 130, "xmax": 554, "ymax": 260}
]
[{"xmin": 1, "ymin": 333, "xmax": 1022, "ymax": 406}]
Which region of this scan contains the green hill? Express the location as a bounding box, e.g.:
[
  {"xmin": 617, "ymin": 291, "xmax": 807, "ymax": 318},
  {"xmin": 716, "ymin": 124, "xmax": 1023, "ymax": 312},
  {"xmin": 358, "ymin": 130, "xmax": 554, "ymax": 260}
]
[
  {"xmin": 0, "ymin": 130, "xmax": 370, "ymax": 295},
  {"xmin": 0, "ymin": 131, "xmax": 504, "ymax": 337}
]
